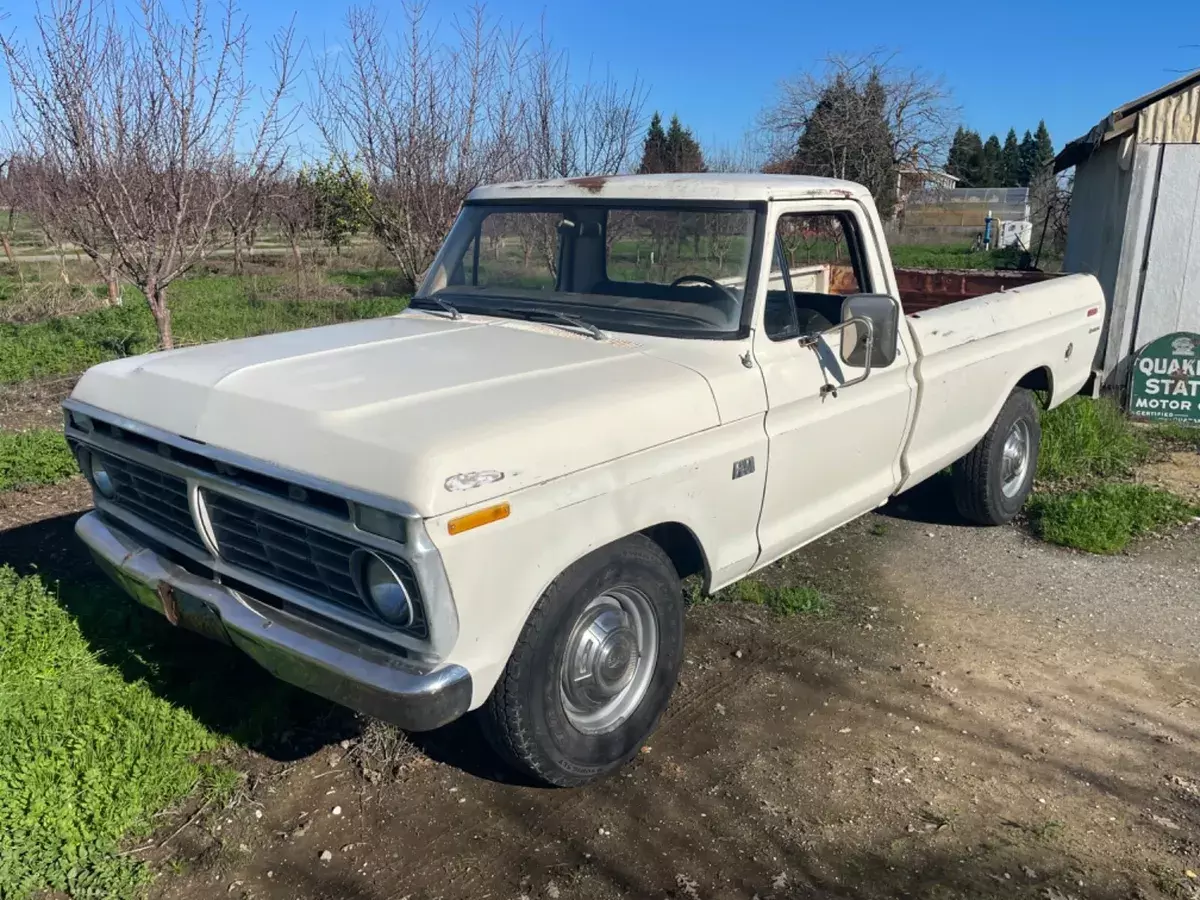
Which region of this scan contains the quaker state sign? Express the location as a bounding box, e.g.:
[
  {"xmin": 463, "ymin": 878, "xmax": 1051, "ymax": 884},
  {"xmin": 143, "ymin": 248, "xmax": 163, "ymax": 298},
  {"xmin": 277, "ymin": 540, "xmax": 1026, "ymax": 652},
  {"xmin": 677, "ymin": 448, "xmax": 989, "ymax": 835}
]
[{"xmin": 1130, "ymin": 332, "xmax": 1200, "ymax": 424}]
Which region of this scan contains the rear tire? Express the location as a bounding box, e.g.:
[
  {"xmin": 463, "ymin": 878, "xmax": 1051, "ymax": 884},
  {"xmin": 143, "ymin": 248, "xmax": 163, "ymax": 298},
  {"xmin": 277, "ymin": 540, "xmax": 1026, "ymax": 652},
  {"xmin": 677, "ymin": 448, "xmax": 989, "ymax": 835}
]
[
  {"xmin": 479, "ymin": 535, "xmax": 684, "ymax": 787},
  {"xmin": 952, "ymin": 388, "xmax": 1041, "ymax": 525}
]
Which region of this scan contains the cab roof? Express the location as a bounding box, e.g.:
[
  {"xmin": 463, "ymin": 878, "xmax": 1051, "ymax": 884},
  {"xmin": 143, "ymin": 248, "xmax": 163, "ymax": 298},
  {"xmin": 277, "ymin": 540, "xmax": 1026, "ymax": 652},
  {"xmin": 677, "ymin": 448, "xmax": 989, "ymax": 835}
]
[{"xmin": 467, "ymin": 173, "xmax": 872, "ymax": 205}]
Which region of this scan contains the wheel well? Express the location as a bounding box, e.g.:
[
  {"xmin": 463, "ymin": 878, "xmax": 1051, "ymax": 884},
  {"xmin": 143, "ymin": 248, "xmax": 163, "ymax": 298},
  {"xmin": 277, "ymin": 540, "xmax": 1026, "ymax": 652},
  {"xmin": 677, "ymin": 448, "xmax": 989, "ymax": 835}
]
[
  {"xmin": 641, "ymin": 522, "xmax": 708, "ymax": 585},
  {"xmin": 1017, "ymin": 366, "xmax": 1054, "ymax": 406}
]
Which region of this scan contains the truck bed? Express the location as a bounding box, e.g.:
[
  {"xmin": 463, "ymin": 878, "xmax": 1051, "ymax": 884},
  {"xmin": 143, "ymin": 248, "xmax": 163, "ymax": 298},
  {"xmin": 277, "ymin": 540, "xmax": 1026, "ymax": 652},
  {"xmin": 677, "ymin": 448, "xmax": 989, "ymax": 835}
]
[{"xmin": 825, "ymin": 264, "xmax": 1056, "ymax": 314}]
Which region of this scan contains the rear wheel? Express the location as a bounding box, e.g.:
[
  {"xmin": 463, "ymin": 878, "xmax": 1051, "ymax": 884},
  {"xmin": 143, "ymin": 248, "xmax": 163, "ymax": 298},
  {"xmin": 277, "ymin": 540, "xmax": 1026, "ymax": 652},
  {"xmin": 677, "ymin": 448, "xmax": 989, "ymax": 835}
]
[
  {"xmin": 479, "ymin": 535, "xmax": 684, "ymax": 787},
  {"xmin": 952, "ymin": 388, "xmax": 1041, "ymax": 525}
]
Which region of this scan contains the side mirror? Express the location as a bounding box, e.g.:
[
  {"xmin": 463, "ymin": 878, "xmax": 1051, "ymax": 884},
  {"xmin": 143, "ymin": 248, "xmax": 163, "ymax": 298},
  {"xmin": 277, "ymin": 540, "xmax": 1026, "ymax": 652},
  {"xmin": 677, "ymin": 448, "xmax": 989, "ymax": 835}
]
[{"xmin": 840, "ymin": 294, "xmax": 900, "ymax": 368}]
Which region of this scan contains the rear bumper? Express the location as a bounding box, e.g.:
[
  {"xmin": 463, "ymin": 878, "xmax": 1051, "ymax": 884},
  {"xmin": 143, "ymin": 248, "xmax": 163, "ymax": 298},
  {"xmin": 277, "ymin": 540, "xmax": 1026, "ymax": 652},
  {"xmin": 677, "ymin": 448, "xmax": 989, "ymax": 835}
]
[{"xmin": 76, "ymin": 511, "xmax": 472, "ymax": 731}]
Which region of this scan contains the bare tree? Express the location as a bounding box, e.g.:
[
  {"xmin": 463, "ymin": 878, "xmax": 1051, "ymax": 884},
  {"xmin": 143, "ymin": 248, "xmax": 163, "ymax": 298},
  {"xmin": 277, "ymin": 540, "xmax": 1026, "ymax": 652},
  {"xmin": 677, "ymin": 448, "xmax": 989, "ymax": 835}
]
[
  {"xmin": 0, "ymin": 159, "xmax": 20, "ymax": 268},
  {"xmin": 758, "ymin": 51, "xmax": 957, "ymax": 214},
  {"xmin": 518, "ymin": 29, "xmax": 646, "ymax": 182},
  {"xmin": 314, "ymin": 2, "xmax": 645, "ymax": 289},
  {"xmin": 0, "ymin": 0, "xmax": 298, "ymax": 348}
]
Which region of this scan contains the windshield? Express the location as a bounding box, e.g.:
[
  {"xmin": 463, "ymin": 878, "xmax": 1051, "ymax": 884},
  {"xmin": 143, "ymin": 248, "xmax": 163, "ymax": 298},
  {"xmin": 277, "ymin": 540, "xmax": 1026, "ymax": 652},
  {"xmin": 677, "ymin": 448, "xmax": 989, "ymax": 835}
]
[{"xmin": 416, "ymin": 202, "xmax": 760, "ymax": 338}]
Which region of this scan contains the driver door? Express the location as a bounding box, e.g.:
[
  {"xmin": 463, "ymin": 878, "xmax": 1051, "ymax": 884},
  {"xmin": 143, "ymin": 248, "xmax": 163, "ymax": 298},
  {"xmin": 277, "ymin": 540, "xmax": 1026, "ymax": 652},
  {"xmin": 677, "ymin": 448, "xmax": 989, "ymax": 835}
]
[{"xmin": 753, "ymin": 202, "xmax": 916, "ymax": 566}]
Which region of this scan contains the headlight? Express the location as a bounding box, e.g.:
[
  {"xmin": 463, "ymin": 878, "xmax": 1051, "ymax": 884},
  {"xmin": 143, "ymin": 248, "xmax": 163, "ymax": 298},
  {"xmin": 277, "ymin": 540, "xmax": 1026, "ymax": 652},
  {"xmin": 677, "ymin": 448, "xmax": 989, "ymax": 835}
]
[
  {"xmin": 352, "ymin": 550, "xmax": 415, "ymax": 627},
  {"xmin": 80, "ymin": 449, "xmax": 117, "ymax": 499}
]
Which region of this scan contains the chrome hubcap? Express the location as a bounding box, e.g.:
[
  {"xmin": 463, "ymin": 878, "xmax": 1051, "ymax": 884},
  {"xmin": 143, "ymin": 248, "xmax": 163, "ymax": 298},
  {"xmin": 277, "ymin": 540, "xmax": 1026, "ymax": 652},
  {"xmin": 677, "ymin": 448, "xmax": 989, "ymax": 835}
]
[
  {"xmin": 560, "ymin": 587, "xmax": 658, "ymax": 735},
  {"xmin": 1001, "ymin": 419, "xmax": 1032, "ymax": 498}
]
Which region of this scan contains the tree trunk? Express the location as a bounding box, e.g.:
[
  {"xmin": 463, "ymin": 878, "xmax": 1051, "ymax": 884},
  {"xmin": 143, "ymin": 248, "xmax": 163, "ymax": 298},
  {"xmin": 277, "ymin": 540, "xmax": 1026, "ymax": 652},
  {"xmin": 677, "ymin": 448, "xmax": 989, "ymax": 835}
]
[
  {"xmin": 290, "ymin": 238, "xmax": 303, "ymax": 294},
  {"xmin": 232, "ymin": 234, "xmax": 244, "ymax": 275},
  {"xmin": 107, "ymin": 268, "xmax": 121, "ymax": 306},
  {"xmin": 0, "ymin": 234, "xmax": 13, "ymax": 266},
  {"xmin": 146, "ymin": 279, "xmax": 174, "ymax": 349}
]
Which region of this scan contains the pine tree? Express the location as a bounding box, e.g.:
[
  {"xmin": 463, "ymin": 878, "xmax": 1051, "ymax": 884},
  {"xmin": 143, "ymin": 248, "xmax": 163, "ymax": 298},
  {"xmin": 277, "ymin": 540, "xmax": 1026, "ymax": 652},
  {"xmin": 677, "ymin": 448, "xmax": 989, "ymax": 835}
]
[
  {"xmin": 793, "ymin": 74, "xmax": 896, "ymax": 214},
  {"xmin": 946, "ymin": 126, "xmax": 971, "ymax": 182},
  {"xmin": 958, "ymin": 130, "xmax": 985, "ymax": 187},
  {"xmin": 1032, "ymin": 120, "xmax": 1054, "ymax": 172},
  {"xmin": 1017, "ymin": 121, "xmax": 1054, "ymax": 188},
  {"xmin": 1001, "ymin": 129, "xmax": 1021, "ymax": 187},
  {"xmin": 980, "ymin": 134, "xmax": 1003, "ymax": 186},
  {"xmin": 638, "ymin": 112, "xmax": 669, "ymax": 174},
  {"xmin": 1017, "ymin": 129, "xmax": 1036, "ymax": 187},
  {"xmin": 664, "ymin": 114, "xmax": 706, "ymax": 173}
]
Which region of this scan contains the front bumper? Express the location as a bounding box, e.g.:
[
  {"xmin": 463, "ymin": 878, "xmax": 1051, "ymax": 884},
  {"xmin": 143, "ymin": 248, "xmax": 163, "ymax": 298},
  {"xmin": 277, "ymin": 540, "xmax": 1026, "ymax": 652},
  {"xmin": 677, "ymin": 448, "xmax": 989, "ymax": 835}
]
[{"xmin": 76, "ymin": 511, "xmax": 472, "ymax": 731}]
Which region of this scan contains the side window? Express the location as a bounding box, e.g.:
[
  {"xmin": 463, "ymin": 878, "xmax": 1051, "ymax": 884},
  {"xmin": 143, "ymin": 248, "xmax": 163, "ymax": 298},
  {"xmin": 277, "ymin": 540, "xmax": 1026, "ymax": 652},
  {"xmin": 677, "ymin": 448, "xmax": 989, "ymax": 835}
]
[
  {"xmin": 471, "ymin": 212, "xmax": 560, "ymax": 291},
  {"xmin": 764, "ymin": 212, "xmax": 870, "ymax": 341},
  {"xmin": 775, "ymin": 213, "xmax": 866, "ymax": 296}
]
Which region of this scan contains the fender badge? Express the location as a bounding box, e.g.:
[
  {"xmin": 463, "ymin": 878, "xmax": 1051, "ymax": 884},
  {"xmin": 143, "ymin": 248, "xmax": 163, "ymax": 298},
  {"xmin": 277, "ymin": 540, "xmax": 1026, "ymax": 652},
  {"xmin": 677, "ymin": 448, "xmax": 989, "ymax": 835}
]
[
  {"xmin": 445, "ymin": 470, "xmax": 505, "ymax": 492},
  {"xmin": 732, "ymin": 457, "xmax": 755, "ymax": 479}
]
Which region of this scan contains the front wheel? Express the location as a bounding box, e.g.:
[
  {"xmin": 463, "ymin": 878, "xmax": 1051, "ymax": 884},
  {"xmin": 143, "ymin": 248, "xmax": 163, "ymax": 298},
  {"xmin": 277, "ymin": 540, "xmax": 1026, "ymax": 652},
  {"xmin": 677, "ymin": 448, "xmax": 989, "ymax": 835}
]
[
  {"xmin": 952, "ymin": 388, "xmax": 1041, "ymax": 525},
  {"xmin": 479, "ymin": 535, "xmax": 684, "ymax": 787}
]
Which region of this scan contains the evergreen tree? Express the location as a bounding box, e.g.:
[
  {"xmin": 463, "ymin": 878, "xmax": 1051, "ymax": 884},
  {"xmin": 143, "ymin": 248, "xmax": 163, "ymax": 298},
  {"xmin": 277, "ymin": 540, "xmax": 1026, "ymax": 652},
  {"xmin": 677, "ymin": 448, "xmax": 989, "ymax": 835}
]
[
  {"xmin": 664, "ymin": 114, "xmax": 706, "ymax": 173},
  {"xmin": 958, "ymin": 129, "xmax": 985, "ymax": 187},
  {"xmin": 1017, "ymin": 121, "xmax": 1054, "ymax": 187},
  {"xmin": 980, "ymin": 134, "xmax": 1003, "ymax": 186},
  {"xmin": 1017, "ymin": 129, "xmax": 1036, "ymax": 186},
  {"xmin": 1032, "ymin": 120, "xmax": 1054, "ymax": 172},
  {"xmin": 793, "ymin": 73, "xmax": 896, "ymax": 214},
  {"xmin": 945, "ymin": 126, "xmax": 971, "ymax": 182},
  {"xmin": 1001, "ymin": 128, "xmax": 1021, "ymax": 187},
  {"xmin": 638, "ymin": 112, "xmax": 669, "ymax": 174}
]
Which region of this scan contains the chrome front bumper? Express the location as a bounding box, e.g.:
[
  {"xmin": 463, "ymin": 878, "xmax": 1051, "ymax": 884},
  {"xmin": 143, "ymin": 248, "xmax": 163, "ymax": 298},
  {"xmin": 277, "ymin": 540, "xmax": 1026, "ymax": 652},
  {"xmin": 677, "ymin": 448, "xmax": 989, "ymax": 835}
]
[{"xmin": 76, "ymin": 511, "xmax": 472, "ymax": 732}]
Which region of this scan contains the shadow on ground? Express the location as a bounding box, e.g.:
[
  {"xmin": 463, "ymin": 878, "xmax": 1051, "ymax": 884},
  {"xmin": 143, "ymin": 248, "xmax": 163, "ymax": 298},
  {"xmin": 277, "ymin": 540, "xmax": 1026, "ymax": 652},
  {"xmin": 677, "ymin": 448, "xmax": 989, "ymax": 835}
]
[
  {"xmin": 876, "ymin": 471, "xmax": 970, "ymax": 527},
  {"xmin": 0, "ymin": 510, "xmax": 359, "ymax": 760}
]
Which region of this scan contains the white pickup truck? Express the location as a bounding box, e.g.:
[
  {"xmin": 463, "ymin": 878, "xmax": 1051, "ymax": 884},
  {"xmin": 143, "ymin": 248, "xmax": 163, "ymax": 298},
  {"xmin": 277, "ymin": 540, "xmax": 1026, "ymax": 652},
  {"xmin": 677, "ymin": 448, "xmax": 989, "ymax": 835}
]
[{"xmin": 65, "ymin": 174, "xmax": 1104, "ymax": 785}]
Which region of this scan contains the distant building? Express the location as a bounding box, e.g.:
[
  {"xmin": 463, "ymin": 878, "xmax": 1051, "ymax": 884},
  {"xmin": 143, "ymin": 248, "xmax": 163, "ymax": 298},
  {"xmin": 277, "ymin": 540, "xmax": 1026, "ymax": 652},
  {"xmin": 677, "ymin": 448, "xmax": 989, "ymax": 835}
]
[
  {"xmin": 897, "ymin": 186, "xmax": 1031, "ymax": 247},
  {"xmin": 1056, "ymin": 68, "xmax": 1200, "ymax": 391},
  {"xmin": 895, "ymin": 165, "xmax": 959, "ymax": 199}
]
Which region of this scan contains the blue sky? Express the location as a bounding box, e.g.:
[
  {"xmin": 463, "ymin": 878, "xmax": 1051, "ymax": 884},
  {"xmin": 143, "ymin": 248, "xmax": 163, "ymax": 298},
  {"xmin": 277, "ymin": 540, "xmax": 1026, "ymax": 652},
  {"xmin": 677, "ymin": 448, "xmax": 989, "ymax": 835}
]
[{"xmin": 5, "ymin": 0, "xmax": 1198, "ymax": 162}]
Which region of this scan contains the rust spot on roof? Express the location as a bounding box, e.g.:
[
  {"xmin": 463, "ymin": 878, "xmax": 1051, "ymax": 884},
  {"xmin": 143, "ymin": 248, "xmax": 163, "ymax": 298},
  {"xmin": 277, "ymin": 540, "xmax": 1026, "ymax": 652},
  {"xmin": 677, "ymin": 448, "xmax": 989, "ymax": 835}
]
[{"xmin": 566, "ymin": 175, "xmax": 611, "ymax": 193}]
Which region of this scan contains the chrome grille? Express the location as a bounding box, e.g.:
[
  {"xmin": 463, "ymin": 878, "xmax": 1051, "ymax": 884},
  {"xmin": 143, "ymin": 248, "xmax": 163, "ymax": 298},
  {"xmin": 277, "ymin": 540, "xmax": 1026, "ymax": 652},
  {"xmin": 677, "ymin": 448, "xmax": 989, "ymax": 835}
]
[
  {"xmin": 97, "ymin": 451, "xmax": 201, "ymax": 549},
  {"xmin": 202, "ymin": 490, "xmax": 368, "ymax": 613}
]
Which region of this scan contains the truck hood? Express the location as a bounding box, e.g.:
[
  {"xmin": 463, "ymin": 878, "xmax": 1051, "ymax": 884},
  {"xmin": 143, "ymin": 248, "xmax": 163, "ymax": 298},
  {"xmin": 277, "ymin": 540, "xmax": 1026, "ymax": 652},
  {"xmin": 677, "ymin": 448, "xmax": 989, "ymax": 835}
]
[{"xmin": 70, "ymin": 312, "xmax": 720, "ymax": 516}]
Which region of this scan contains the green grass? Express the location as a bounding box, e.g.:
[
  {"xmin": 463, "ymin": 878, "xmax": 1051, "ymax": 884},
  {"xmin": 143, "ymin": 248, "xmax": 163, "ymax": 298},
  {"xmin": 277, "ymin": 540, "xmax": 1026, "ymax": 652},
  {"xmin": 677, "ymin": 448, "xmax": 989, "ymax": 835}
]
[
  {"xmin": 720, "ymin": 579, "xmax": 828, "ymax": 616},
  {"xmin": 1038, "ymin": 397, "xmax": 1150, "ymax": 483},
  {"xmin": 889, "ymin": 243, "xmax": 1025, "ymax": 271},
  {"xmin": 1027, "ymin": 484, "xmax": 1197, "ymax": 554},
  {"xmin": 0, "ymin": 274, "xmax": 409, "ymax": 384},
  {"xmin": 0, "ymin": 429, "xmax": 78, "ymax": 491},
  {"xmin": 0, "ymin": 568, "xmax": 218, "ymax": 898}
]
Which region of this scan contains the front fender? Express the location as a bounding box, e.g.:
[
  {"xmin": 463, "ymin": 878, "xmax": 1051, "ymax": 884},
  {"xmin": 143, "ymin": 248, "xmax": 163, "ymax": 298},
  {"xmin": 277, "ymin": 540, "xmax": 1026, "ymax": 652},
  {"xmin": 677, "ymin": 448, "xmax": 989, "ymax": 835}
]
[{"xmin": 425, "ymin": 415, "xmax": 768, "ymax": 707}]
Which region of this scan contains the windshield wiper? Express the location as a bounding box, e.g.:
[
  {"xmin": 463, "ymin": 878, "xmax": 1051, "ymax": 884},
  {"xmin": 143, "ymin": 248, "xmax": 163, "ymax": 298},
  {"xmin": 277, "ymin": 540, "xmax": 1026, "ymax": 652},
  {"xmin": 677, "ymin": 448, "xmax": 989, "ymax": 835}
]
[
  {"xmin": 412, "ymin": 296, "xmax": 461, "ymax": 320},
  {"xmin": 493, "ymin": 307, "xmax": 606, "ymax": 341}
]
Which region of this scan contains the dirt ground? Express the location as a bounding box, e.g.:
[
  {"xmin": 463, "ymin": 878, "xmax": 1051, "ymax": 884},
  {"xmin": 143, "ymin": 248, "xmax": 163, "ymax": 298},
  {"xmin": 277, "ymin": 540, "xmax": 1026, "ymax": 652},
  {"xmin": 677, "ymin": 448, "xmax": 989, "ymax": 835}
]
[{"xmin": 6, "ymin": 472, "xmax": 1200, "ymax": 900}]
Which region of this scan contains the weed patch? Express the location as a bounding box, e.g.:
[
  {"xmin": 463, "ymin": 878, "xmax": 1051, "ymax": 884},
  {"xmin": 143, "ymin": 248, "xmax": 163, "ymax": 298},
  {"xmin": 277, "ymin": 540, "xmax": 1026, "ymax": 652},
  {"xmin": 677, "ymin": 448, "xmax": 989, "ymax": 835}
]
[
  {"xmin": 0, "ymin": 567, "xmax": 217, "ymax": 898},
  {"xmin": 1039, "ymin": 397, "xmax": 1149, "ymax": 483},
  {"xmin": 0, "ymin": 429, "xmax": 77, "ymax": 491},
  {"xmin": 889, "ymin": 243, "xmax": 1026, "ymax": 271},
  {"xmin": 1028, "ymin": 484, "xmax": 1197, "ymax": 554},
  {"xmin": 721, "ymin": 579, "xmax": 827, "ymax": 616},
  {"xmin": 1150, "ymin": 420, "xmax": 1200, "ymax": 452}
]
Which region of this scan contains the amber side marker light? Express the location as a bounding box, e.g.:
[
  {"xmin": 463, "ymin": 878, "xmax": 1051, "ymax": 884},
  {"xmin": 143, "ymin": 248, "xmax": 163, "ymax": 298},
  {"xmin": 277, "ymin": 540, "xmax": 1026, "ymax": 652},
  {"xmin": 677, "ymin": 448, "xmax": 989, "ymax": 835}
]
[{"xmin": 448, "ymin": 502, "xmax": 511, "ymax": 536}]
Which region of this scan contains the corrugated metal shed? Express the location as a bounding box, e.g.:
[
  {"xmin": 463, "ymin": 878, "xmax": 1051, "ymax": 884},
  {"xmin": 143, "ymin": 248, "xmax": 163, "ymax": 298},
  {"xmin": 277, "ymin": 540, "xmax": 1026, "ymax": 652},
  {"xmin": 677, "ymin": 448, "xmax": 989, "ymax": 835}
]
[{"xmin": 1059, "ymin": 69, "xmax": 1200, "ymax": 394}]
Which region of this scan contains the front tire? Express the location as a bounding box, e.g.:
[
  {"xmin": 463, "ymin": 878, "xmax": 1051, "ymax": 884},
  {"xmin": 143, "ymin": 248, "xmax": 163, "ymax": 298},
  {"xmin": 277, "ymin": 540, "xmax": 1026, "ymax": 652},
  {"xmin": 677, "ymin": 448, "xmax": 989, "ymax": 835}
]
[
  {"xmin": 952, "ymin": 388, "xmax": 1041, "ymax": 525},
  {"xmin": 479, "ymin": 535, "xmax": 684, "ymax": 787}
]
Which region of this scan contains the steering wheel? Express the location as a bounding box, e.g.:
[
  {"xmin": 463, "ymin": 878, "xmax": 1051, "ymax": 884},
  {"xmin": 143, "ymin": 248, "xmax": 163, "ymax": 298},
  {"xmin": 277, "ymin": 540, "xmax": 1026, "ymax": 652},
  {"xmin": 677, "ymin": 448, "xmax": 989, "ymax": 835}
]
[{"xmin": 669, "ymin": 274, "xmax": 740, "ymax": 303}]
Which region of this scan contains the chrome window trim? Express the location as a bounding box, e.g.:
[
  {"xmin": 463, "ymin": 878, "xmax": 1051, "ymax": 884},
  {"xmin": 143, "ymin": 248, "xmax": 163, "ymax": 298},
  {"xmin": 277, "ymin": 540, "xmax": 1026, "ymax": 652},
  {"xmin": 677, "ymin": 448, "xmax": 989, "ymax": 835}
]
[{"xmin": 67, "ymin": 401, "xmax": 459, "ymax": 661}]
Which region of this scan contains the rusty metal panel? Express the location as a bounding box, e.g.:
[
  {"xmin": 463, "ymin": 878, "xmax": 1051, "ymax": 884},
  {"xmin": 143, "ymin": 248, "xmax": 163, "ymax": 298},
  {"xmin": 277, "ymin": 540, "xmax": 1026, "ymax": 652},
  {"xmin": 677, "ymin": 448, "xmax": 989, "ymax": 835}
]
[{"xmin": 1138, "ymin": 83, "xmax": 1200, "ymax": 143}]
